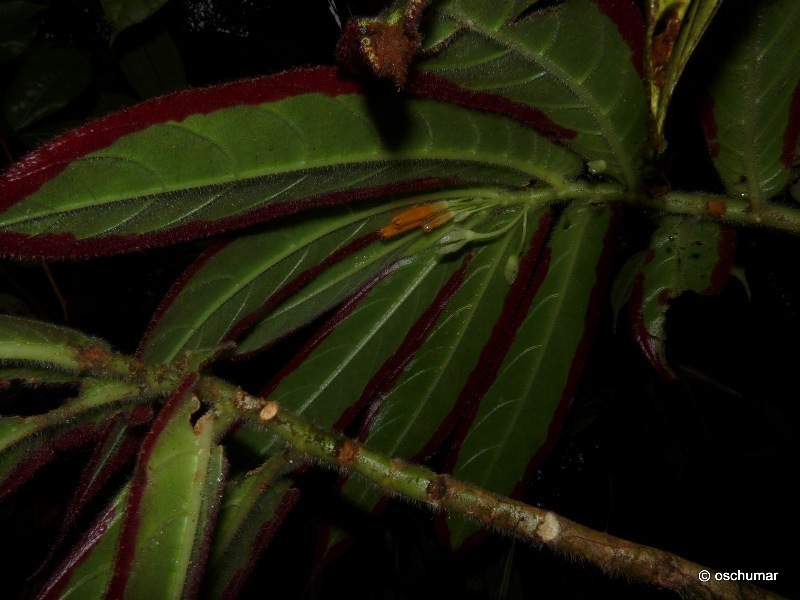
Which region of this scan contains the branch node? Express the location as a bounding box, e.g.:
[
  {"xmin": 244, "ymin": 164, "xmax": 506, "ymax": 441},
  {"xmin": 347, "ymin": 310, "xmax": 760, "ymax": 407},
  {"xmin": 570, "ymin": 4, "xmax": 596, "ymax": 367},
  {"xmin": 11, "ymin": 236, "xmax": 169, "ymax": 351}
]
[{"xmin": 426, "ymin": 474, "xmax": 448, "ymax": 502}]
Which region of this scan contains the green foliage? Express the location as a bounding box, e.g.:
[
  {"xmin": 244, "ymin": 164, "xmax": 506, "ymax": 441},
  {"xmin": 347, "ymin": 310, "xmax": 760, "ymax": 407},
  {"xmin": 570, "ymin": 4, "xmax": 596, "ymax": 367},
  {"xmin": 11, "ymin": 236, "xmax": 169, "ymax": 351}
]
[{"xmin": 0, "ymin": 0, "xmax": 798, "ymax": 598}]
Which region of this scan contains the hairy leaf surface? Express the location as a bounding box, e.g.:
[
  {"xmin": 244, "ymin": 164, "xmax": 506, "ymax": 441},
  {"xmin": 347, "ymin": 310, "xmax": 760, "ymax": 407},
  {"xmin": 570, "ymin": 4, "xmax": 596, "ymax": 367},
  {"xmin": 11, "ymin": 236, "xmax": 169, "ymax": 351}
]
[
  {"xmin": 703, "ymin": 0, "xmax": 800, "ymax": 205},
  {"xmin": 0, "ymin": 315, "xmax": 114, "ymax": 373},
  {"xmin": 0, "ymin": 379, "xmax": 143, "ymax": 500},
  {"xmin": 628, "ymin": 215, "xmax": 734, "ymax": 379},
  {"xmin": 107, "ymin": 379, "xmax": 228, "ymax": 599},
  {"xmin": 36, "ymin": 487, "xmax": 129, "ymax": 600},
  {"xmin": 204, "ymin": 457, "xmax": 299, "ymax": 599},
  {"xmin": 141, "ymin": 199, "xmax": 427, "ymax": 363},
  {"xmin": 332, "ymin": 209, "xmax": 552, "ymax": 534},
  {"xmin": 0, "ymin": 67, "xmax": 581, "ymax": 258},
  {"xmin": 647, "ymin": 0, "xmax": 723, "ymax": 144},
  {"xmin": 413, "ymin": 0, "xmax": 648, "ymax": 187},
  {"xmin": 446, "ymin": 203, "xmax": 618, "ymax": 546}
]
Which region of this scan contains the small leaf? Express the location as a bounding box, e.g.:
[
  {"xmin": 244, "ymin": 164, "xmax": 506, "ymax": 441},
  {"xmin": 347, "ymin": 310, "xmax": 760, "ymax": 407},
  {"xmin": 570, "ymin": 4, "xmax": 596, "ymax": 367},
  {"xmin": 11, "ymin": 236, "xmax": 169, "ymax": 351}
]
[
  {"xmin": 38, "ymin": 407, "xmax": 153, "ymax": 570},
  {"xmin": 32, "ymin": 408, "xmax": 150, "ymax": 578},
  {"xmin": 106, "ymin": 375, "xmax": 228, "ymax": 599},
  {"xmin": 102, "ymin": 0, "xmax": 170, "ymax": 31},
  {"xmin": 647, "ymin": 0, "xmax": 723, "ymax": 147},
  {"xmin": 628, "ymin": 215, "xmax": 735, "ymax": 380},
  {"xmin": 610, "ymin": 250, "xmax": 645, "ymax": 332},
  {"xmin": 119, "ymin": 31, "xmax": 187, "ymax": 99},
  {"xmin": 4, "ymin": 47, "xmax": 92, "ymax": 131},
  {"xmin": 0, "ymin": 1, "xmax": 44, "ymax": 64},
  {"xmin": 0, "ymin": 292, "xmax": 33, "ymax": 317},
  {"xmin": 0, "ymin": 378, "xmax": 144, "ymax": 500},
  {"xmin": 702, "ymin": 0, "xmax": 800, "ymax": 206},
  {"xmin": 204, "ymin": 456, "xmax": 299, "ymax": 599},
  {"xmin": 35, "ymin": 486, "xmax": 129, "ymax": 600}
]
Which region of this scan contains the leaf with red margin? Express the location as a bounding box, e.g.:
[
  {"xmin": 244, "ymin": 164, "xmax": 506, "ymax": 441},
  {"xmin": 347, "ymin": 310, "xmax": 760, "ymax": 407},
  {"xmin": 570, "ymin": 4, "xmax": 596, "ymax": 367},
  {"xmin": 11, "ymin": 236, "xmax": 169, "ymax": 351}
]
[
  {"xmin": 326, "ymin": 208, "xmax": 553, "ymax": 550},
  {"xmin": 445, "ymin": 203, "xmax": 619, "ymax": 547},
  {"xmin": 410, "ymin": 0, "xmax": 648, "ymax": 188},
  {"xmin": 646, "ymin": 0, "xmax": 724, "ymax": 147},
  {"xmin": 230, "ymin": 208, "xmax": 528, "ymax": 460},
  {"xmin": 32, "ymin": 405, "xmax": 153, "ymax": 578},
  {"xmin": 35, "ymin": 485, "xmax": 129, "ymax": 600},
  {"xmin": 0, "ymin": 378, "xmax": 147, "ymax": 501},
  {"xmin": 702, "ymin": 0, "xmax": 800, "ymax": 204},
  {"xmin": 204, "ymin": 456, "xmax": 299, "ymax": 599},
  {"xmin": 628, "ymin": 215, "xmax": 735, "ymax": 380},
  {"xmin": 140, "ymin": 198, "xmax": 426, "ymax": 364},
  {"xmin": 106, "ymin": 375, "xmax": 229, "ymax": 599},
  {"xmin": 0, "ymin": 67, "xmax": 582, "ymax": 259}
]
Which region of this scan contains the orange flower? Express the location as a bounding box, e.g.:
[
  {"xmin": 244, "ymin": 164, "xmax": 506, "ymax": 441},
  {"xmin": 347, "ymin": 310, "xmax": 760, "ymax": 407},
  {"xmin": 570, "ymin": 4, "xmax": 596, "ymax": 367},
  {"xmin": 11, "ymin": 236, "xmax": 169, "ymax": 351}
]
[{"xmin": 379, "ymin": 201, "xmax": 449, "ymax": 239}]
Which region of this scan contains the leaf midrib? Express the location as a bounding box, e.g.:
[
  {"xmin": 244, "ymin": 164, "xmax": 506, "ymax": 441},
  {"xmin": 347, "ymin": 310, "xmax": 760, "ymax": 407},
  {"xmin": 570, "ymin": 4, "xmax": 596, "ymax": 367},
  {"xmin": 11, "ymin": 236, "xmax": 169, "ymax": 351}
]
[
  {"xmin": 460, "ymin": 207, "xmax": 600, "ymax": 486},
  {"xmin": 0, "ymin": 151, "xmax": 555, "ymax": 229},
  {"xmin": 438, "ymin": 4, "xmax": 637, "ymax": 188}
]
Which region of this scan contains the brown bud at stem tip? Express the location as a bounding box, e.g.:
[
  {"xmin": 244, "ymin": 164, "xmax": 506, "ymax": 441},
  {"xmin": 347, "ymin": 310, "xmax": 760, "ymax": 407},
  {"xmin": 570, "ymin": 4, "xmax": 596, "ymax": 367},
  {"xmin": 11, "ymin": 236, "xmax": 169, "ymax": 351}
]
[{"xmin": 259, "ymin": 401, "xmax": 279, "ymax": 421}]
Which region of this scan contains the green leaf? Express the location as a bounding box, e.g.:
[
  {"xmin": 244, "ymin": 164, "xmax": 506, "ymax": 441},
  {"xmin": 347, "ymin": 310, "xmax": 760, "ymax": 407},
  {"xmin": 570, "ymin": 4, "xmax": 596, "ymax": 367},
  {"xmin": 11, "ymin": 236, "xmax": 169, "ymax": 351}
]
[
  {"xmin": 205, "ymin": 456, "xmax": 298, "ymax": 599},
  {"xmin": 0, "ymin": 73, "xmax": 582, "ymax": 257},
  {"xmin": 447, "ymin": 203, "xmax": 617, "ymax": 546},
  {"xmin": 647, "ymin": 0, "xmax": 723, "ymax": 146},
  {"xmin": 36, "ymin": 486, "xmax": 129, "ymax": 600},
  {"xmin": 119, "ymin": 31, "xmax": 187, "ymax": 99},
  {"xmin": 0, "ymin": 1, "xmax": 44, "ymax": 64},
  {"xmin": 332, "ymin": 209, "xmax": 549, "ymax": 539},
  {"xmin": 610, "ymin": 250, "xmax": 645, "ymax": 332},
  {"xmin": 0, "ymin": 292, "xmax": 33, "ymax": 317},
  {"xmin": 3, "ymin": 47, "xmax": 92, "ymax": 131},
  {"xmin": 141, "ymin": 199, "xmax": 425, "ymax": 364},
  {"xmin": 102, "ymin": 0, "xmax": 170, "ymax": 31},
  {"xmin": 703, "ymin": 0, "xmax": 800, "ymax": 206},
  {"xmin": 0, "ymin": 378, "xmax": 144, "ymax": 499},
  {"xmin": 415, "ymin": 0, "xmax": 648, "ymax": 188},
  {"xmin": 266, "ymin": 246, "xmax": 451, "ymax": 432},
  {"xmin": 107, "ymin": 383, "xmax": 228, "ymax": 599},
  {"xmin": 628, "ymin": 215, "xmax": 735, "ymax": 379},
  {"xmin": 0, "ymin": 315, "xmax": 114, "ymax": 373}
]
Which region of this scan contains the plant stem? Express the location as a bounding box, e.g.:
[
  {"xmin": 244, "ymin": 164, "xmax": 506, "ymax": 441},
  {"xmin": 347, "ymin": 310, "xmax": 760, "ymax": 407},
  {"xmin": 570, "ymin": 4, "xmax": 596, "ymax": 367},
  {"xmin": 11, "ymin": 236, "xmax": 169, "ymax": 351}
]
[
  {"xmin": 502, "ymin": 183, "xmax": 800, "ymax": 235},
  {"xmin": 198, "ymin": 376, "xmax": 785, "ymax": 600}
]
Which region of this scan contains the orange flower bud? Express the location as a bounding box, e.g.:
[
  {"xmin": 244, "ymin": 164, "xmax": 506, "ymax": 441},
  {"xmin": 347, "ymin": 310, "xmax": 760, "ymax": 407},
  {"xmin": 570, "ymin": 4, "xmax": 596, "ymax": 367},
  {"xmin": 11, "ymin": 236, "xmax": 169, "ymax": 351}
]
[
  {"xmin": 422, "ymin": 211, "xmax": 454, "ymax": 232},
  {"xmin": 390, "ymin": 201, "xmax": 449, "ymax": 227},
  {"xmin": 379, "ymin": 201, "xmax": 449, "ymax": 239}
]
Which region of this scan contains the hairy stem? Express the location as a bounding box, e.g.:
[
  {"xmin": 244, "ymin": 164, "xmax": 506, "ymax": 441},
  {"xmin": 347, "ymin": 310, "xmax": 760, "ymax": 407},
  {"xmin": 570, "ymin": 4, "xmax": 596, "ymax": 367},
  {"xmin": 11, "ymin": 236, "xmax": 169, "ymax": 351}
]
[
  {"xmin": 197, "ymin": 376, "xmax": 784, "ymax": 600},
  {"xmin": 505, "ymin": 182, "xmax": 800, "ymax": 235}
]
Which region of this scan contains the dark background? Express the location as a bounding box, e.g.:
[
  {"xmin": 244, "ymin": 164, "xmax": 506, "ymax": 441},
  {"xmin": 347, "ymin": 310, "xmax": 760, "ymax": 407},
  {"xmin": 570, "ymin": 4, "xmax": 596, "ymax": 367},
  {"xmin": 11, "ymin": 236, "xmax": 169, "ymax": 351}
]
[{"xmin": 0, "ymin": 1, "xmax": 798, "ymax": 598}]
